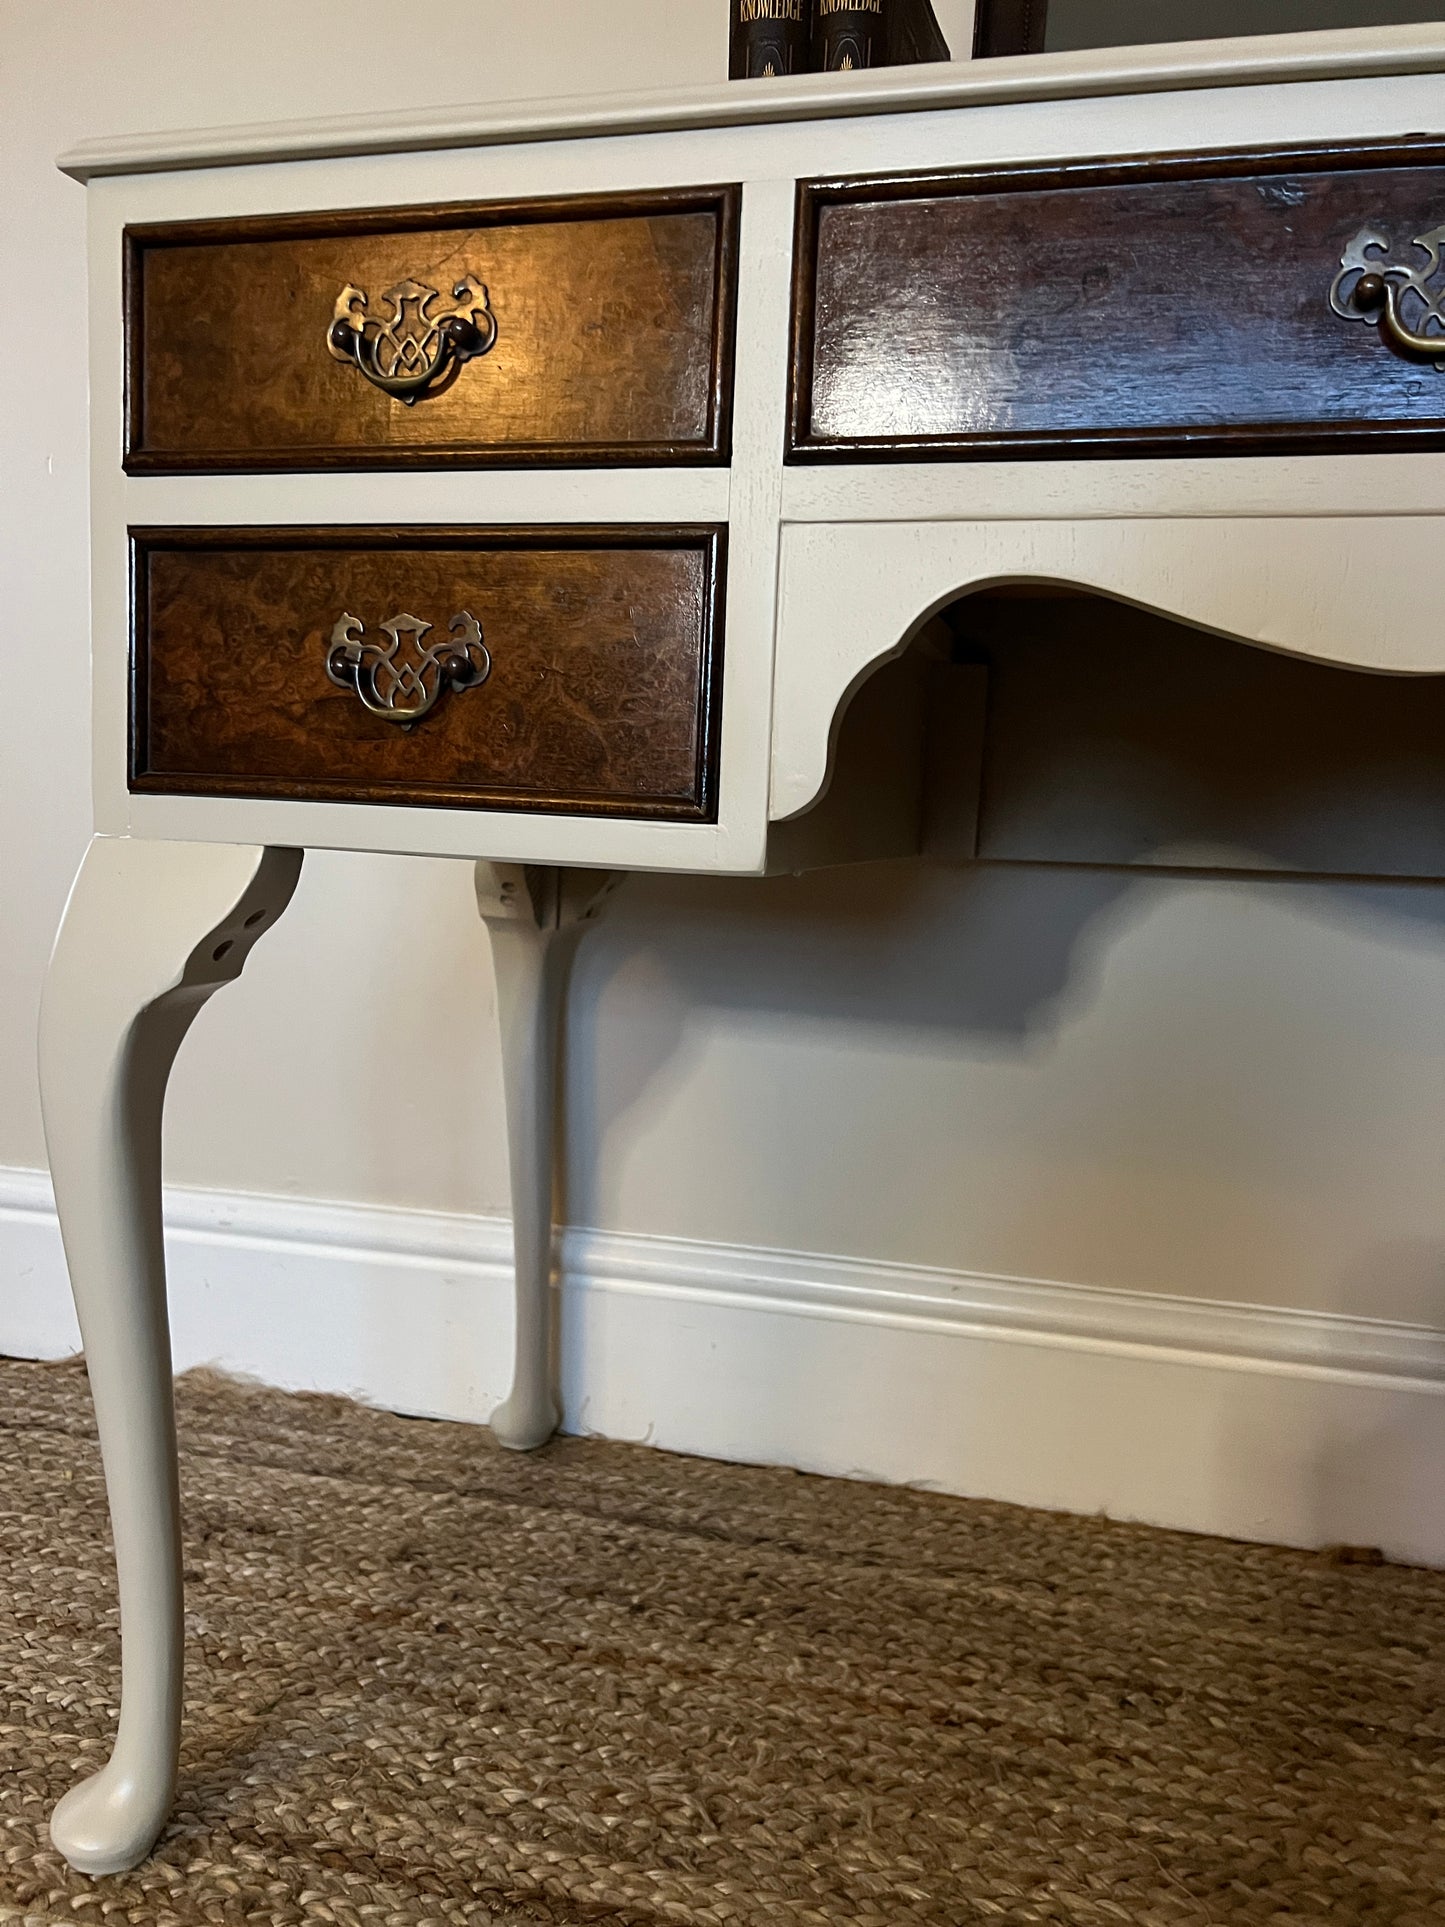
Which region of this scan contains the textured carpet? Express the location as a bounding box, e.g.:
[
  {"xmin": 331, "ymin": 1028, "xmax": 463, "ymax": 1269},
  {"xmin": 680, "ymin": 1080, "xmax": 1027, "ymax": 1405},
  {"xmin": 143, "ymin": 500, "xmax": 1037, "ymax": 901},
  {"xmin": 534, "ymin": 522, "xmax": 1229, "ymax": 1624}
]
[{"xmin": 0, "ymin": 1357, "xmax": 1441, "ymax": 1925}]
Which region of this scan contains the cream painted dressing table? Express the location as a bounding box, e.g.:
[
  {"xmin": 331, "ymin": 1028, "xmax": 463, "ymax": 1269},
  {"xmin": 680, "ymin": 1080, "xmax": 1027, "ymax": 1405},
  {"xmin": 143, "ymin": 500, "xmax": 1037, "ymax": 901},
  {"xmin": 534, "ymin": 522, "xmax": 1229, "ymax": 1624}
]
[{"xmin": 43, "ymin": 23, "xmax": 1445, "ymax": 1873}]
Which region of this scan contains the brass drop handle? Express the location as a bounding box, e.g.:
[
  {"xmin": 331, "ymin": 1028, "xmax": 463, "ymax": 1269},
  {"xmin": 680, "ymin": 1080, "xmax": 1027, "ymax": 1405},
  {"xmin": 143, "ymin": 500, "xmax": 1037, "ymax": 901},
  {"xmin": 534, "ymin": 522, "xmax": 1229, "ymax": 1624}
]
[
  {"xmin": 325, "ymin": 611, "xmax": 491, "ymax": 728},
  {"xmin": 326, "ymin": 274, "xmax": 498, "ymax": 404},
  {"xmin": 1350, "ymin": 272, "xmax": 1445, "ymax": 357}
]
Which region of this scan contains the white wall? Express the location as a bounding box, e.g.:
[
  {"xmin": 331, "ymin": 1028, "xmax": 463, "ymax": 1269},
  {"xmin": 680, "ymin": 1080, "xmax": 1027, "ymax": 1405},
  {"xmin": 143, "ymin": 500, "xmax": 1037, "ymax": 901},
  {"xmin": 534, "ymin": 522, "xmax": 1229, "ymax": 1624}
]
[
  {"xmin": 0, "ymin": 0, "xmax": 969, "ymax": 1202},
  {"xmin": 3, "ymin": 0, "xmax": 1442, "ymax": 1558}
]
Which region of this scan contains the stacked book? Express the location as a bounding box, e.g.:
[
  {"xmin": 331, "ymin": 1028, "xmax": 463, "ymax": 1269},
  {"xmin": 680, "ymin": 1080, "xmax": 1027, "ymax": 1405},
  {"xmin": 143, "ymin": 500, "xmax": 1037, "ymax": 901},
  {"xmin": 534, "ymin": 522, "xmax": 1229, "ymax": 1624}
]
[{"xmin": 729, "ymin": 0, "xmax": 951, "ymax": 79}]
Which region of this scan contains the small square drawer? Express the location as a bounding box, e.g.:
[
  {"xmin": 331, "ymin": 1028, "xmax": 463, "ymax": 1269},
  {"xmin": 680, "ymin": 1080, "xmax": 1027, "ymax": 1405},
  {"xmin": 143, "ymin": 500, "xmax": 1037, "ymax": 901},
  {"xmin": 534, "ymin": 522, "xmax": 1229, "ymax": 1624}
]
[
  {"xmin": 789, "ymin": 143, "xmax": 1445, "ymax": 462},
  {"xmin": 125, "ymin": 188, "xmax": 739, "ymax": 471},
  {"xmin": 130, "ymin": 527, "xmax": 725, "ymax": 820}
]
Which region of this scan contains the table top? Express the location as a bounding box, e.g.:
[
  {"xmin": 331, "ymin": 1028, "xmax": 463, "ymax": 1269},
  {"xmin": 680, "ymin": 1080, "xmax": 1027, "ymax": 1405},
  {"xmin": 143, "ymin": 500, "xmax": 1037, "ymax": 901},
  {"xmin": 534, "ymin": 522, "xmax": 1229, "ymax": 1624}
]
[{"xmin": 57, "ymin": 22, "xmax": 1445, "ymax": 182}]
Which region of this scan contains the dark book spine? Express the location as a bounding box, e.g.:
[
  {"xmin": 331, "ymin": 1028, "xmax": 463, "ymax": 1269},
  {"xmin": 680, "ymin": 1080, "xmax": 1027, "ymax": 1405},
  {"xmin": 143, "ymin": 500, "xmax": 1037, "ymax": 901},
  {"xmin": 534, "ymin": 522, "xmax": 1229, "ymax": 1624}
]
[
  {"xmin": 729, "ymin": 0, "xmax": 811, "ymax": 78},
  {"xmin": 887, "ymin": 0, "xmax": 951, "ymax": 65},
  {"xmin": 813, "ymin": 0, "xmax": 886, "ymax": 71}
]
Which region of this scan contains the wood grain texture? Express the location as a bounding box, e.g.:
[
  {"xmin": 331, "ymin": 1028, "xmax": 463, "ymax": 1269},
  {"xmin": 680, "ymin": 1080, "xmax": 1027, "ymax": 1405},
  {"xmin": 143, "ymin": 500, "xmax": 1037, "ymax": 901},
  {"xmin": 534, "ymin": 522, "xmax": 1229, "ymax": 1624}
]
[
  {"xmin": 790, "ymin": 142, "xmax": 1445, "ymax": 462},
  {"xmin": 126, "ymin": 190, "xmax": 739, "ymax": 472},
  {"xmin": 131, "ymin": 528, "xmax": 724, "ymax": 819}
]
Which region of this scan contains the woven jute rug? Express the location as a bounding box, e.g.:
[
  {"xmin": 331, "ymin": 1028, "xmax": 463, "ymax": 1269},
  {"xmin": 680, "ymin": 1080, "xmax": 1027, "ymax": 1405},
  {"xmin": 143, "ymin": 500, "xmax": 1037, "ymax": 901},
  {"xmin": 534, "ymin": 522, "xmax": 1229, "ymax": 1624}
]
[{"xmin": 0, "ymin": 1357, "xmax": 1441, "ymax": 1925}]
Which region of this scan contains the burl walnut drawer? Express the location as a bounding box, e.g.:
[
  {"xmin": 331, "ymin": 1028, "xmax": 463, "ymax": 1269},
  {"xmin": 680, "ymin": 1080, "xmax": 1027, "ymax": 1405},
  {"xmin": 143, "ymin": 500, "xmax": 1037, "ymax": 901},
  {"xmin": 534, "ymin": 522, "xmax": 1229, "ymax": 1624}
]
[
  {"xmin": 789, "ymin": 143, "xmax": 1445, "ymax": 461},
  {"xmin": 125, "ymin": 188, "xmax": 739, "ymax": 471},
  {"xmin": 130, "ymin": 528, "xmax": 724, "ymax": 820}
]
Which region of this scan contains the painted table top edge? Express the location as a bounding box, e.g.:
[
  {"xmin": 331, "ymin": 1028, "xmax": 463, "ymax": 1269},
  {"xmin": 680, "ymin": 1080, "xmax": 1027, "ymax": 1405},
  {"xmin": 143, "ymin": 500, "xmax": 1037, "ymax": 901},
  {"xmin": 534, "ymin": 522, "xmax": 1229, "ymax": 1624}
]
[{"xmin": 56, "ymin": 23, "xmax": 1445, "ymax": 182}]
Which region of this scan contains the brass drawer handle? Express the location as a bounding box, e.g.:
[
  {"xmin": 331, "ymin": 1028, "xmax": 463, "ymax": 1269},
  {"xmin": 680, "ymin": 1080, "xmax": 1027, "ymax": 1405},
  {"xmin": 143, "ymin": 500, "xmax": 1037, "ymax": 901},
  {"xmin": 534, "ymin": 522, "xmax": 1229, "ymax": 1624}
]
[
  {"xmin": 325, "ymin": 611, "xmax": 491, "ymax": 728},
  {"xmin": 326, "ymin": 274, "xmax": 498, "ymax": 404},
  {"xmin": 1331, "ymin": 226, "xmax": 1445, "ymax": 367}
]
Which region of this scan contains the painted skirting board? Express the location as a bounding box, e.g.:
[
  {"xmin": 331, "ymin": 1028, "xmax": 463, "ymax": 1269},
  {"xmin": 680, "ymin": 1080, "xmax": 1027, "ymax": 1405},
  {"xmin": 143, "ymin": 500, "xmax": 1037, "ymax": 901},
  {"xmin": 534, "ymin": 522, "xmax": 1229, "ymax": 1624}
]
[{"xmin": 3, "ymin": 1165, "xmax": 1442, "ymax": 1566}]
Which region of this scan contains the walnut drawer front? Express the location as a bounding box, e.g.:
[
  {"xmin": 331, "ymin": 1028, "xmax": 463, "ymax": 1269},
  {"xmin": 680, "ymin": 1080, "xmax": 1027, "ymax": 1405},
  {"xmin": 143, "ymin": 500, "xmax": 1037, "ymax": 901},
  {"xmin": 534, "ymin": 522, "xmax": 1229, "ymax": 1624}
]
[
  {"xmin": 790, "ymin": 144, "xmax": 1445, "ymax": 462},
  {"xmin": 130, "ymin": 528, "xmax": 725, "ymax": 820},
  {"xmin": 125, "ymin": 189, "xmax": 739, "ymax": 472}
]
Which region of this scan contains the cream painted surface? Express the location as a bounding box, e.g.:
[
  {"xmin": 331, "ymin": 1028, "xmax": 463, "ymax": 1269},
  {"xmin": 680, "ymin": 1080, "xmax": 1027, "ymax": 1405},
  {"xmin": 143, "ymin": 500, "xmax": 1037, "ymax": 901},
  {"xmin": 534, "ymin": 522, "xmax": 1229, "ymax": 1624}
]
[
  {"xmin": 773, "ymin": 519, "xmax": 1445, "ymax": 819},
  {"xmin": 56, "ymin": 18, "xmax": 1445, "ymax": 178},
  {"xmin": 35, "ymin": 838, "xmax": 303, "ymax": 1874},
  {"xmin": 4, "ymin": 3, "xmax": 1444, "ymax": 1542}
]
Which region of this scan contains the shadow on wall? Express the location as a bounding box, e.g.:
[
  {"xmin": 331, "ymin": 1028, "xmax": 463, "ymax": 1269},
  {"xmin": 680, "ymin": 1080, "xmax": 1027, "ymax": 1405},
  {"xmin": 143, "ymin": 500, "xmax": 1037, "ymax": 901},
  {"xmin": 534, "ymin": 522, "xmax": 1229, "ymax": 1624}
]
[
  {"xmin": 549, "ymin": 853, "xmax": 1445, "ymax": 1560},
  {"xmin": 564, "ymin": 853, "xmax": 1445, "ymax": 1113},
  {"xmin": 551, "ymin": 591, "xmax": 1445, "ymax": 1325},
  {"xmin": 588, "ymin": 857, "xmax": 1138, "ymax": 1036}
]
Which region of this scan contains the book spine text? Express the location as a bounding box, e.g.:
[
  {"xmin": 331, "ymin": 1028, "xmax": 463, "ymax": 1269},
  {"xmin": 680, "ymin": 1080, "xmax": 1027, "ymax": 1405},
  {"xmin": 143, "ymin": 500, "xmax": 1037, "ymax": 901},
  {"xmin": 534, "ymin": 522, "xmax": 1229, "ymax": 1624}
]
[{"xmin": 730, "ymin": 0, "xmax": 811, "ymax": 78}]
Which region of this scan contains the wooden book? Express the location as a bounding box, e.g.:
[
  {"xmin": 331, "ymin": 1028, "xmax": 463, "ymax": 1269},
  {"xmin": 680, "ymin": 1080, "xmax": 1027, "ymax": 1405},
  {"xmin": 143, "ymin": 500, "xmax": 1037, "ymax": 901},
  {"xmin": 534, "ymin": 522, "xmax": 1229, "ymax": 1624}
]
[{"xmin": 730, "ymin": 0, "xmax": 811, "ymax": 78}]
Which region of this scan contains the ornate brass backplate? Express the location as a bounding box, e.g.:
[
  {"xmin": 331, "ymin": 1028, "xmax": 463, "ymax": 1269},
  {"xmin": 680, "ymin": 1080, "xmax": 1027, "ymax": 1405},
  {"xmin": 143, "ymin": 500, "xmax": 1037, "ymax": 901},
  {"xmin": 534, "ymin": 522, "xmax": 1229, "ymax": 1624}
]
[
  {"xmin": 326, "ymin": 275, "xmax": 498, "ymax": 403},
  {"xmin": 325, "ymin": 610, "xmax": 491, "ymax": 726},
  {"xmin": 1330, "ymin": 225, "xmax": 1445, "ymax": 368}
]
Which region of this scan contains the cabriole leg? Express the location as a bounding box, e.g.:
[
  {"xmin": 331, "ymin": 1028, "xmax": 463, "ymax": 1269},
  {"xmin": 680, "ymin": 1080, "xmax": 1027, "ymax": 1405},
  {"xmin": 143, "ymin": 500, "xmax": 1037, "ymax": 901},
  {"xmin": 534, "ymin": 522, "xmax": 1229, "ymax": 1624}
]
[
  {"xmin": 37, "ymin": 836, "xmax": 303, "ymax": 1875},
  {"xmin": 475, "ymin": 865, "xmax": 617, "ymax": 1451}
]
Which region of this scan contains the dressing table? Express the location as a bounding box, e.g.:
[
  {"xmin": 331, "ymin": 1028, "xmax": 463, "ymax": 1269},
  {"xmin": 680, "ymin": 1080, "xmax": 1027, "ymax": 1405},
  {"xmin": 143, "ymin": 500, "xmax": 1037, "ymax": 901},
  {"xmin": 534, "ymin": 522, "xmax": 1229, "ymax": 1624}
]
[{"xmin": 42, "ymin": 22, "xmax": 1445, "ymax": 1873}]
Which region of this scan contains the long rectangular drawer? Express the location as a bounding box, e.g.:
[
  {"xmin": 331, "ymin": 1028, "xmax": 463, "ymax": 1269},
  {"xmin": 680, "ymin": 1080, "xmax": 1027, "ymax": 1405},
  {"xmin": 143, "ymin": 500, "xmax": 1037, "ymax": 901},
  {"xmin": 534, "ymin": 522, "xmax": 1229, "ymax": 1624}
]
[
  {"xmin": 130, "ymin": 527, "xmax": 725, "ymax": 820},
  {"xmin": 126, "ymin": 188, "xmax": 739, "ymax": 471},
  {"xmin": 789, "ymin": 143, "xmax": 1445, "ymax": 461}
]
